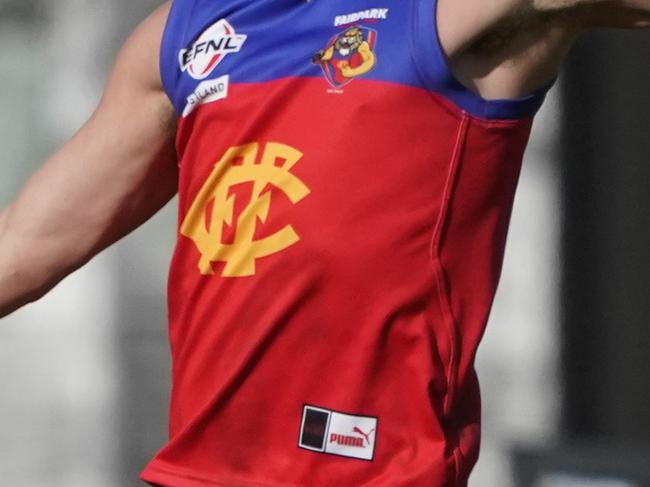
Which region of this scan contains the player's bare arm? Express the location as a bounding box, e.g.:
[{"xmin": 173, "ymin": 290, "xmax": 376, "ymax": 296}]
[
  {"xmin": 438, "ymin": 0, "xmax": 649, "ymax": 100},
  {"xmin": 537, "ymin": 0, "xmax": 650, "ymax": 26},
  {"xmin": 0, "ymin": 2, "xmax": 176, "ymax": 319}
]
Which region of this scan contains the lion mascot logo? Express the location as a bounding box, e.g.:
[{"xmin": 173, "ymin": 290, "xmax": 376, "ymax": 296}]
[{"xmin": 312, "ymin": 26, "xmax": 377, "ymax": 88}]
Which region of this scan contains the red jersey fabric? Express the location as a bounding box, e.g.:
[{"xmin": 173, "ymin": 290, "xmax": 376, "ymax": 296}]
[{"xmin": 140, "ymin": 0, "xmax": 547, "ymax": 485}]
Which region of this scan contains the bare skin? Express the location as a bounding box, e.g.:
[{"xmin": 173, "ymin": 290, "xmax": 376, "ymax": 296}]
[
  {"xmin": 439, "ymin": 0, "xmax": 650, "ymax": 99},
  {"xmin": 0, "ymin": 2, "xmax": 176, "ymax": 317},
  {"xmin": 0, "ymin": 0, "xmax": 648, "ymax": 318}
]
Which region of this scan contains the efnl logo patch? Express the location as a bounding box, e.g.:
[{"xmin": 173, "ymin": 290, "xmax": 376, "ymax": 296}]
[
  {"xmin": 179, "ymin": 19, "xmax": 247, "ymax": 80},
  {"xmin": 298, "ymin": 405, "xmax": 378, "ymax": 461}
]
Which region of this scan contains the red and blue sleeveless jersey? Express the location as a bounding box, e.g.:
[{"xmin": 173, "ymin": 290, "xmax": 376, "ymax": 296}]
[{"xmin": 140, "ymin": 1, "xmax": 550, "ymax": 486}]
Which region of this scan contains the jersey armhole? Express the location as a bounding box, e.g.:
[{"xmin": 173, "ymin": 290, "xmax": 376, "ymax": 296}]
[
  {"xmin": 159, "ymin": 0, "xmax": 195, "ymax": 114},
  {"xmin": 410, "ymin": 0, "xmax": 553, "ymax": 120}
]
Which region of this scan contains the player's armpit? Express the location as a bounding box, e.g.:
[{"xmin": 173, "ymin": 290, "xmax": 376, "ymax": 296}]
[{"xmin": 0, "ymin": 2, "xmax": 176, "ymax": 319}]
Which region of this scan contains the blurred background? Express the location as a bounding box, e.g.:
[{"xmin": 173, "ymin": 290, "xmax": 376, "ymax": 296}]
[{"xmin": 0, "ymin": 1, "xmax": 648, "ymax": 486}]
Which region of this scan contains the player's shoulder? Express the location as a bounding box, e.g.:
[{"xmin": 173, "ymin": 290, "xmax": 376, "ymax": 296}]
[
  {"xmin": 130, "ymin": 1, "xmax": 173, "ymax": 57},
  {"xmin": 127, "ymin": 1, "xmax": 172, "ymax": 49},
  {"xmin": 108, "ymin": 1, "xmax": 173, "ymax": 94}
]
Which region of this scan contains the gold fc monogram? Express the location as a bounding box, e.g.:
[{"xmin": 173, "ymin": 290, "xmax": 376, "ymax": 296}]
[{"xmin": 181, "ymin": 142, "xmax": 311, "ymax": 277}]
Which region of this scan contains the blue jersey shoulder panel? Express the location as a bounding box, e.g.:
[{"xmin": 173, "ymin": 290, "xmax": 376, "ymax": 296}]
[
  {"xmin": 160, "ymin": 0, "xmax": 195, "ymax": 105},
  {"xmin": 160, "ymin": 0, "xmax": 554, "ymax": 120}
]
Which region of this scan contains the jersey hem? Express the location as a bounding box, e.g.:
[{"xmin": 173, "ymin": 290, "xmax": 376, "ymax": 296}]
[{"xmin": 141, "ymin": 462, "xmax": 294, "ymax": 487}]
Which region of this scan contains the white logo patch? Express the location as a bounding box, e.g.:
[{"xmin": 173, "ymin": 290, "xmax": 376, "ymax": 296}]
[
  {"xmin": 334, "ymin": 8, "xmax": 389, "ymax": 27},
  {"xmin": 298, "ymin": 405, "xmax": 378, "ymax": 461},
  {"xmin": 183, "ymin": 75, "xmax": 229, "ymax": 117},
  {"xmin": 179, "ymin": 19, "xmax": 247, "ymax": 80}
]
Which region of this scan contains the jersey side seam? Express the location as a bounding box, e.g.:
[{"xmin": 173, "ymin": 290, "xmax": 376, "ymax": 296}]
[
  {"xmin": 429, "ymin": 114, "xmax": 470, "ymax": 487},
  {"xmin": 430, "ymin": 112, "xmax": 469, "ymax": 406}
]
